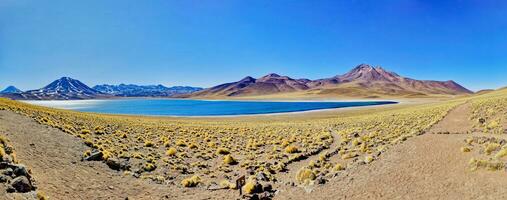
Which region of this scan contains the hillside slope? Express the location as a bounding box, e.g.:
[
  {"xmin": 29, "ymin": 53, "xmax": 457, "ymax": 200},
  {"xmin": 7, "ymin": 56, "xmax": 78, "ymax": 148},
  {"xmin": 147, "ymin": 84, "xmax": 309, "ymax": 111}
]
[
  {"xmin": 186, "ymin": 64, "xmax": 472, "ymax": 99},
  {"xmin": 7, "ymin": 77, "xmax": 105, "ymax": 100}
]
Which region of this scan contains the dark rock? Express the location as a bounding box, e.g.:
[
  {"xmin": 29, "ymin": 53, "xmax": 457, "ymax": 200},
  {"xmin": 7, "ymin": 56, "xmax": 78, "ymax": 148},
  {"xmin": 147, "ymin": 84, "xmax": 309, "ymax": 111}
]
[
  {"xmin": 4, "ymin": 146, "xmax": 13, "ymax": 154},
  {"xmin": 256, "ymin": 172, "xmax": 268, "ymax": 181},
  {"xmin": 2, "ymin": 168, "xmax": 13, "ymax": 176},
  {"xmin": 84, "ymin": 149, "xmax": 103, "ymax": 161},
  {"xmin": 11, "ymin": 164, "xmax": 29, "ymax": 177},
  {"xmin": 315, "ymin": 177, "xmax": 326, "ymax": 184},
  {"xmin": 6, "ymin": 185, "xmax": 16, "ymax": 193},
  {"xmin": 0, "ymin": 161, "xmax": 8, "ymax": 169},
  {"xmin": 0, "ymin": 174, "xmax": 10, "ymax": 183},
  {"xmin": 479, "ymin": 118, "xmax": 486, "ymax": 124},
  {"xmin": 258, "ymin": 191, "xmax": 273, "ymax": 200},
  {"xmin": 11, "ymin": 176, "xmax": 33, "ymax": 193},
  {"xmin": 106, "ymin": 158, "xmax": 121, "ymax": 170},
  {"xmin": 249, "ymin": 194, "xmax": 260, "ymax": 200},
  {"xmin": 262, "ymin": 183, "xmax": 272, "ymax": 192}
]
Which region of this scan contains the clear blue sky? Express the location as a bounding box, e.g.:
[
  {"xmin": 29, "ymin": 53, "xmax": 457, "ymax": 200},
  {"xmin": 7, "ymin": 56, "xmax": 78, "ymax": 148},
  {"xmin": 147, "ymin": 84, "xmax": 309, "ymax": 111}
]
[{"xmin": 1, "ymin": 0, "xmax": 506, "ymax": 91}]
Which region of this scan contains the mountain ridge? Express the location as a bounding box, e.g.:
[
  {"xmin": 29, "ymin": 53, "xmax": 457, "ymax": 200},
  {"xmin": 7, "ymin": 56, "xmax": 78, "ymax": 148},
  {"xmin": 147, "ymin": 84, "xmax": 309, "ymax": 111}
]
[
  {"xmin": 14, "ymin": 77, "xmax": 105, "ymax": 100},
  {"xmin": 92, "ymin": 84, "xmax": 202, "ymax": 97},
  {"xmin": 1, "ymin": 78, "xmax": 203, "ymax": 100},
  {"xmin": 185, "ymin": 64, "xmax": 472, "ymax": 98}
]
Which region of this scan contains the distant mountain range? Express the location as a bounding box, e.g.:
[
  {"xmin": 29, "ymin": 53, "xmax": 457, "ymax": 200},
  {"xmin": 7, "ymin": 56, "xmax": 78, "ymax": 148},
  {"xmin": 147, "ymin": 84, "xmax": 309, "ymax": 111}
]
[
  {"xmin": 0, "ymin": 64, "xmax": 472, "ymax": 100},
  {"xmin": 185, "ymin": 64, "xmax": 472, "ymax": 98},
  {"xmin": 93, "ymin": 84, "xmax": 202, "ymax": 97},
  {"xmin": 0, "ymin": 77, "xmax": 202, "ymax": 100}
]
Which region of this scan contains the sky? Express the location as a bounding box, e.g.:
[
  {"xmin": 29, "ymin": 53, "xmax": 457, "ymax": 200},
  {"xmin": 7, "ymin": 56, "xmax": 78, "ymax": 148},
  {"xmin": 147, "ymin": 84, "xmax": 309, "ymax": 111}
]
[{"xmin": 0, "ymin": 0, "xmax": 506, "ymax": 91}]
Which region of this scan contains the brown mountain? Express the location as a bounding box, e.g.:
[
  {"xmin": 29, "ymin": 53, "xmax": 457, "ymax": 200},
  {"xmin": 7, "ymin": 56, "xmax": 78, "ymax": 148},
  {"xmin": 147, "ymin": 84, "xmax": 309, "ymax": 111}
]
[
  {"xmin": 185, "ymin": 64, "xmax": 472, "ymax": 98},
  {"xmin": 188, "ymin": 73, "xmax": 310, "ymax": 97}
]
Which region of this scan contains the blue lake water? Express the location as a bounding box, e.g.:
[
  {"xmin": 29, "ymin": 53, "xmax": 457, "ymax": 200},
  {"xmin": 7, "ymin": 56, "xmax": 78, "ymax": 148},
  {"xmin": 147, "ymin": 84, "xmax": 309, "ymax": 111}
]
[{"xmin": 24, "ymin": 99, "xmax": 397, "ymax": 116}]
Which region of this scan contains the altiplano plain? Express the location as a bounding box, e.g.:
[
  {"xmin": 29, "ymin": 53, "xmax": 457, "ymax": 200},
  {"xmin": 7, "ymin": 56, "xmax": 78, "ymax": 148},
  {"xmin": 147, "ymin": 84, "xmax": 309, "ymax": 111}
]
[{"xmin": 0, "ymin": 88, "xmax": 506, "ymax": 199}]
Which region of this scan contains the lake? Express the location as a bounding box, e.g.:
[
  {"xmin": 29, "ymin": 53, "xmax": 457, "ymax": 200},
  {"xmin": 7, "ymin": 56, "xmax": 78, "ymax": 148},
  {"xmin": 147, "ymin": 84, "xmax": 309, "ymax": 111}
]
[{"xmin": 24, "ymin": 99, "xmax": 397, "ymax": 116}]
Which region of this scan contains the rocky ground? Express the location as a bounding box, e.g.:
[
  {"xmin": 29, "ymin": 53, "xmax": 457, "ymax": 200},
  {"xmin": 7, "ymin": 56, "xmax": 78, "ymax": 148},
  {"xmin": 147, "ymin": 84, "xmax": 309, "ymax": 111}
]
[
  {"xmin": 0, "ymin": 134, "xmax": 41, "ymax": 199},
  {"xmin": 0, "ymin": 103, "xmax": 506, "ymax": 199}
]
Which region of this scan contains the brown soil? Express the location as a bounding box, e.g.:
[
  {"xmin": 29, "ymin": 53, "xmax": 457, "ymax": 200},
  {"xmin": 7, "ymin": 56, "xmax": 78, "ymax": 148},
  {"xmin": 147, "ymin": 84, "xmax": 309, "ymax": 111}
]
[{"xmin": 1, "ymin": 103, "xmax": 506, "ymax": 199}]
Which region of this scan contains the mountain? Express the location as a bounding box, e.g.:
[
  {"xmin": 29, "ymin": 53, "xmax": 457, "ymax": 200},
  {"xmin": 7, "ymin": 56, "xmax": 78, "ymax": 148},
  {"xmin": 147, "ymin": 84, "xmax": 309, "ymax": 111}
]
[
  {"xmin": 92, "ymin": 84, "xmax": 202, "ymax": 97},
  {"xmin": 12, "ymin": 77, "xmax": 104, "ymax": 100},
  {"xmin": 185, "ymin": 64, "xmax": 472, "ymax": 98},
  {"xmin": 0, "ymin": 86, "xmax": 22, "ymax": 94},
  {"xmin": 189, "ymin": 74, "xmax": 309, "ymax": 97}
]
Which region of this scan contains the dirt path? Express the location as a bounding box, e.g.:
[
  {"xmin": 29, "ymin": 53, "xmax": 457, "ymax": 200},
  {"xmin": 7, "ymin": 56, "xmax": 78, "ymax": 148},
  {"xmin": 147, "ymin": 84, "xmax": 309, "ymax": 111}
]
[
  {"xmin": 276, "ymin": 128, "xmax": 341, "ymax": 185},
  {"xmin": 428, "ymin": 102, "xmax": 474, "ymax": 134},
  {"xmin": 275, "ymin": 103, "xmax": 507, "ymax": 199},
  {"xmin": 0, "ymin": 110, "xmax": 237, "ymax": 200}
]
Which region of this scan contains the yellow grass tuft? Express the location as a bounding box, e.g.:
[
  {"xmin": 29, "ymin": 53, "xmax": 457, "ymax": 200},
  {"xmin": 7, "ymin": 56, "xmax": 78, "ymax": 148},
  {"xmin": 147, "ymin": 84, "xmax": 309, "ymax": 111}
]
[
  {"xmin": 364, "ymin": 155, "xmax": 374, "ymax": 163},
  {"xmin": 144, "ymin": 163, "xmax": 157, "ymax": 172},
  {"xmin": 181, "ymin": 175, "xmax": 201, "ymax": 187},
  {"xmin": 333, "ymin": 163, "xmax": 345, "ymax": 171},
  {"xmin": 485, "ymin": 143, "xmax": 500, "ymax": 155},
  {"xmin": 494, "ymin": 148, "xmax": 507, "ymax": 159},
  {"xmin": 216, "ymin": 148, "xmax": 230, "ymax": 155},
  {"xmin": 220, "ymin": 180, "xmax": 236, "ymax": 189},
  {"xmin": 223, "ymin": 155, "xmax": 237, "ymax": 165},
  {"xmin": 144, "ymin": 140, "xmax": 155, "ymax": 147},
  {"xmin": 295, "ymin": 167, "xmax": 316, "ymax": 184},
  {"xmin": 242, "ymin": 179, "xmax": 260, "ymax": 194},
  {"xmin": 36, "ymin": 191, "xmax": 48, "ymax": 200},
  {"xmin": 461, "ymin": 146, "xmax": 471, "ymax": 152},
  {"xmin": 285, "ymin": 145, "xmax": 299, "ymax": 154},
  {"xmin": 166, "ymin": 147, "xmax": 177, "ymax": 156}
]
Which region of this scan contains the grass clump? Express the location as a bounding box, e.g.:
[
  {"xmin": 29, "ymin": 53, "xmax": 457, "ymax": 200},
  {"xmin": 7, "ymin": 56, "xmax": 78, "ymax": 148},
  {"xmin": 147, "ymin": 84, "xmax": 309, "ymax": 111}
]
[
  {"xmin": 144, "ymin": 140, "xmax": 155, "ymax": 147},
  {"xmin": 494, "ymin": 148, "xmax": 507, "ymax": 159},
  {"xmin": 469, "ymin": 158, "xmax": 505, "ymax": 171},
  {"xmin": 242, "ymin": 178, "xmax": 261, "ymax": 194},
  {"xmin": 143, "ymin": 163, "xmax": 157, "ymax": 172},
  {"xmin": 285, "ymin": 145, "xmax": 299, "ymax": 154},
  {"xmin": 80, "ymin": 129, "xmax": 91, "ymax": 135},
  {"xmin": 364, "ymin": 155, "xmax": 374, "ymax": 163},
  {"xmin": 181, "ymin": 175, "xmax": 201, "ymax": 187},
  {"xmin": 223, "ymin": 155, "xmax": 237, "ymax": 165},
  {"xmin": 485, "ymin": 143, "xmax": 500, "ymax": 155},
  {"xmin": 333, "ymin": 163, "xmax": 345, "ymax": 171},
  {"xmin": 220, "ymin": 180, "xmax": 236, "ymax": 189},
  {"xmin": 166, "ymin": 147, "xmax": 177, "ymax": 156},
  {"xmin": 295, "ymin": 167, "xmax": 316, "ymax": 184},
  {"xmin": 36, "ymin": 191, "xmax": 48, "ymax": 200},
  {"xmin": 216, "ymin": 148, "xmax": 230, "ymax": 155},
  {"xmin": 461, "ymin": 146, "xmax": 471, "ymax": 152}
]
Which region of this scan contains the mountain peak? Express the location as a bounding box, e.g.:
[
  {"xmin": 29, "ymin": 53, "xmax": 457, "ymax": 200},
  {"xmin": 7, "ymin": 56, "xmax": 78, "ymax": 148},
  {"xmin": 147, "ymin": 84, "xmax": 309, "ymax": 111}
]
[
  {"xmin": 239, "ymin": 76, "xmax": 256, "ymax": 82},
  {"xmin": 262, "ymin": 73, "xmax": 281, "ymax": 78},
  {"xmin": 0, "ymin": 86, "xmax": 22, "ymax": 94},
  {"xmin": 39, "ymin": 77, "xmax": 99, "ymax": 96},
  {"xmin": 339, "ymin": 64, "xmax": 401, "ymax": 82},
  {"xmin": 354, "ymin": 63, "xmax": 374, "ymax": 70}
]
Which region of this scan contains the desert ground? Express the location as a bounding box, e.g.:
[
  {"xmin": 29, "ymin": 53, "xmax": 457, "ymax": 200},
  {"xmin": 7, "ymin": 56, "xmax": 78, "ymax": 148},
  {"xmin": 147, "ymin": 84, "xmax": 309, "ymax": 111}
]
[{"xmin": 0, "ymin": 89, "xmax": 506, "ymax": 200}]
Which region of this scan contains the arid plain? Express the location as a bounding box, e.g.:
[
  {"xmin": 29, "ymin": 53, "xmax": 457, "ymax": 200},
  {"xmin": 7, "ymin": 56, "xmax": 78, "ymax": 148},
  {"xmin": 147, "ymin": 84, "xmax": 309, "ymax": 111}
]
[{"xmin": 0, "ymin": 87, "xmax": 506, "ymax": 199}]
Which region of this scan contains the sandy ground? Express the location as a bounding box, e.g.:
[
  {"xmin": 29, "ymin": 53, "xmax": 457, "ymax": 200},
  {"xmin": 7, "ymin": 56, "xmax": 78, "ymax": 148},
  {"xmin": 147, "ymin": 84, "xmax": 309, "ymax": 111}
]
[{"xmin": 1, "ymin": 102, "xmax": 506, "ymax": 199}]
